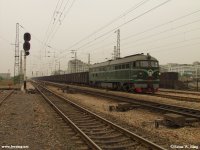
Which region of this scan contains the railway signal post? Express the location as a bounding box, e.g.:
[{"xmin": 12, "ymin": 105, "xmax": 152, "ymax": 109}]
[{"xmin": 23, "ymin": 32, "xmax": 31, "ymax": 91}]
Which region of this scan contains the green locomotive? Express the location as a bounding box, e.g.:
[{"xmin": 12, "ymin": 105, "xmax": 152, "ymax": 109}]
[{"xmin": 89, "ymin": 53, "xmax": 159, "ymax": 93}]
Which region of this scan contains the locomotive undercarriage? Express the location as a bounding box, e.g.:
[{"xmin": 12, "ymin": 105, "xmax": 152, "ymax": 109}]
[{"xmin": 91, "ymin": 81, "xmax": 158, "ymax": 93}]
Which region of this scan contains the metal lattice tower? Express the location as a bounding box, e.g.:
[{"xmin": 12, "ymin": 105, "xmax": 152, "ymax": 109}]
[
  {"xmin": 113, "ymin": 46, "xmax": 117, "ymax": 60},
  {"xmin": 14, "ymin": 23, "xmax": 20, "ymax": 84},
  {"xmin": 114, "ymin": 29, "xmax": 120, "ymax": 59}
]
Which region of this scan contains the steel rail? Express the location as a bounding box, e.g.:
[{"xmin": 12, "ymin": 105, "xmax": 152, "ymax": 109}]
[
  {"xmin": 35, "ymin": 84, "xmax": 101, "ymax": 150},
  {"xmin": 34, "ymin": 82, "xmax": 166, "ymax": 150},
  {"xmin": 159, "ymin": 89, "xmax": 200, "ymax": 96},
  {"xmin": 0, "ymin": 90, "xmax": 14, "ymax": 106},
  {"xmin": 43, "ymin": 81, "xmax": 200, "ymax": 119},
  {"xmin": 152, "ymin": 93, "xmax": 200, "ymax": 103},
  {"xmin": 71, "ymin": 87, "xmax": 200, "ymax": 119}
]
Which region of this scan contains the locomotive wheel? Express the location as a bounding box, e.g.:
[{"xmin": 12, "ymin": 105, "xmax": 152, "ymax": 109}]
[
  {"xmin": 113, "ymin": 83, "xmax": 119, "ymax": 90},
  {"xmin": 122, "ymin": 84, "xmax": 129, "ymax": 91},
  {"xmin": 128, "ymin": 86, "xmax": 134, "ymax": 93}
]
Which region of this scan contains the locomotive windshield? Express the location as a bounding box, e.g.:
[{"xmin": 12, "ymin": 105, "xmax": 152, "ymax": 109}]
[
  {"xmin": 151, "ymin": 61, "xmax": 159, "ymax": 67},
  {"xmin": 135, "ymin": 61, "xmax": 159, "ymax": 67}
]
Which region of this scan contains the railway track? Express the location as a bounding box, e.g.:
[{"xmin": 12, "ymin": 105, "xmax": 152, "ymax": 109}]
[
  {"xmin": 152, "ymin": 92, "xmax": 200, "ymax": 103},
  {"xmin": 0, "ymin": 90, "xmax": 14, "ymax": 106},
  {"xmin": 159, "ymin": 89, "xmax": 200, "ymax": 96},
  {"xmin": 42, "ymin": 81, "xmax": 200, "ymax": 120},
  {"xmin": 33, "ymin": 82, "xmax": 166, "ymax": 150},
  {"xmin": 36, "ymin": 80, "xmax": 200, "ymax": 103}
]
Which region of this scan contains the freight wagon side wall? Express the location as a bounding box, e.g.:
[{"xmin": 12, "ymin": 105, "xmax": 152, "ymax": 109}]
[
  {"xmin": 159, "ymin": 72, "xmax": 178, "ymax": 89},
  {"xmin": 33, "ymin": 72, "xmax": 89, "ymax": 85}
]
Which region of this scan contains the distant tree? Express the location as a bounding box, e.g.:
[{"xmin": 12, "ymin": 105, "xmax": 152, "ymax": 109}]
[
  {"xmin": 0, "ymin": 76, "xmax": 3, "ymax": 81},
  {"xmin": 12, "ymin": 75, "xmax": 20, "ymax": 84}
]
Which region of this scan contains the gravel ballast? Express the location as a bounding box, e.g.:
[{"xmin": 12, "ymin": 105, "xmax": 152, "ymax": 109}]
[
  {"xmin": 48, "ymin": 85, "xmax": 200, "ymax": 148},
  {"xmin": 0, "ymin": 88, "xmax": 78, "ymax": 149}
]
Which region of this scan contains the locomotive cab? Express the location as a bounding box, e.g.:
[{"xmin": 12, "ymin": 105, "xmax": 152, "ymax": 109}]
[{"xmin": 132, "ymin": 54, "xmax": 159, "ymax": 93}]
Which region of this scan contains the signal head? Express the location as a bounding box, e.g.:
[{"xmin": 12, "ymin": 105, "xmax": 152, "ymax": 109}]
[
  {"xmin": 23, "ymin": 42, "xmax": 30, "ymax": 51},
  {"xmin": 25, "ymin": 51, "xmax": 30, "ymax": 56},
  {"xmin": 24, "ymin": 32, "xmax": 31, "ymax": 41}
]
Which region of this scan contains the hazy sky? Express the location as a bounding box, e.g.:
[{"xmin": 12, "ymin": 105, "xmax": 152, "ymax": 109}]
[{"xmin": 0, "ymin": 0, "xmax": 200, "ymax": 76}]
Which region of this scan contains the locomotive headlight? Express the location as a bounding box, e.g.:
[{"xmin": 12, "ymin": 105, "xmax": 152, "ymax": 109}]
[{"xmin": 153, "ymin": 72, "xmax": 159, "ymax": 79}]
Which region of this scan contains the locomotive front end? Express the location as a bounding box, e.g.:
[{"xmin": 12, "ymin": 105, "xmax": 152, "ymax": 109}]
[{"xmin": 132, "ymin": 54, "xmax": 160, "ymax": 93}]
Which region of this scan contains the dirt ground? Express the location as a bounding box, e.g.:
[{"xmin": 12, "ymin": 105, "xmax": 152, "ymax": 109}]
[
  {"xmin": 0, "ymin": 87, "xmax": 79, "ymax": 149},
  {"xmin": 48, "ymin": 85, "xmax": 200, "ymax": 149}
]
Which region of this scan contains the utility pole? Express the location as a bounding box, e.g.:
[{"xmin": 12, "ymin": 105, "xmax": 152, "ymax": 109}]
[
  {"xmin": 19, "ymin": 50, "xmax": 23, "ymax": 85},
  {"xmin": 75, "ymin": 51, "xmax": 77, "ymax": 73},
  {"xmin": 24, "ymin": 53, "xmax": 26, "ymax": 90},
  {"xmin": 59, "ymin": 61, "xmax": 60, "ymax": 75},
  {"xmin": 87, "ymin": 53, "xmax": 91, "ymax": 72},
  {"xmin": 196, "ymin": 66, "xmax": 199, "ymax": 91},
  {"xmin": 88, "ymin": 53, "xmax": 90, "ymax": 65},
  {"xmin": 55, "ymin": 61, "xmax": 56, "ymax": 74},
  {"xmin": 114, "ymin": 29, "xmax": 120, "ymax": 59},
  {"xmin": 23, "ymin": 32, "xmax": 31, "ymax": 91},
  {"xmin": 7, "ymin": 69, "xmax": 10, "ymax": 80},
  {"xmin": 14, "ymin": 23, "xmax": 20, "ymax": 84}
]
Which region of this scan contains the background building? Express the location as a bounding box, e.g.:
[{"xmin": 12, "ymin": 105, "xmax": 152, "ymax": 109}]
[
  {"xmin": 52, "ymin": 70, "xmax": 65, "ymax": 75},
  {"xmin": 67, "ymin": 59, "xmax": 89, "ymax": 73},
  {"xmin": 160, "ymin": 61, "xmax": 200, "ymax": 79}
]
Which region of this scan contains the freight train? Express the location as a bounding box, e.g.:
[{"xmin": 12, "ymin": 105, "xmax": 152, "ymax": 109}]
[{"xmin": 35, "ymin": 53, "xmax": 160, "ymax": 93}]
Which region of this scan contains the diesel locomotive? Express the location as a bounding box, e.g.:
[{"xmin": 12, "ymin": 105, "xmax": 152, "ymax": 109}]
[
  {"xmin": 35, "ymin": 53, "xmax": 160, "ymax": 93},
  {"xmin": 89, "ymin": 53, "xmax": 159, "ymax": 92}
]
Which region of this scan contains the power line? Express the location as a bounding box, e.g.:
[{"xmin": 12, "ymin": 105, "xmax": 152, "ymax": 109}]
[
  {"xmin": 122, "ymin": 18, "xmax": 200, "ymax": 47},
  {"xmin": 147, "ymin": 36, "xmax": 200, "ymax": 50},
  {"xmin": 45, "ymin": 0, "xmax": 68, "ymax": 44},
  {"xmin": 122, "ymin": 27, "xmax": 200, "ymax": 50},
  {"xmin": 47, "ymin": 0, "xmax": 76, "ymax": 44},
  {"xmin": 59, "ymin": 0, "xmax": 171, "ymax": 56},
  {"xmin": 79, "ymin": 9, "xmax": 200, "ymax": 53},
  {"xmin": 59, "ymin": 0, "xmax": 72, "ymax": 22},
  {"xmin": 42, "ymin": 0, "xmax": 62, "ymax": 48},
  {"xmin": 122, "ymin": 9, "xmax": 200, "ymax": 41},
  {"xmin": 56, "ymin": 0, "xmax": 65, "ymax": 20},
  {"xmin": 43, "ymin": 0, "xmax": 66, "ymax": 55},
  {"xmin": 149, "ymin": 41, "xmax": 200, "ymax": 54},
  {"xmin": 59, "ymin": 0, "xmax": 151, "ymax": 53},
  {"xmin": 0, "ymin": 35, "xmax": 12, "ymax": 44},
  {"xmin": 79, "ymin": 32, "xmax": 114, "ymax": 51},
  {"xmin": 38, "ymin": 0, "xmax": 151, "ymax": 70},
  {"xmin": 44, "ymin": 0, "xmax": 61, "ymax": 39},
  {"xmin": 41, "ymin": 0, "xmax": 76, "ymax": 67},
  {"xmin": 20, "ymin": 25, "xmax": 62, "ymax": 53},
  {"xmin": 42, "ymin": 0, "xmax": 76, "ymax": 61},
  {"xmin": 85, "ymin": 26, "xmax": 200, "ymax": 57},
  {"xmin": 124, "ymin": 36, "xmax": 200, "ymax": 53}
]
